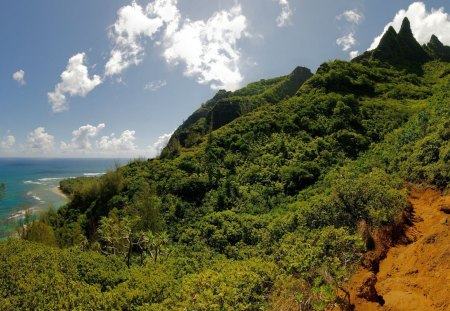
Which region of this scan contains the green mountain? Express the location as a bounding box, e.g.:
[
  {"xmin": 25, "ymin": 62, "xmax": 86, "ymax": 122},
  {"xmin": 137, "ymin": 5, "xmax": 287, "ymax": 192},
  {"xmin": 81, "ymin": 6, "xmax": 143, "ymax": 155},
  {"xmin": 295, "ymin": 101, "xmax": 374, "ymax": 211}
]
[
  {"xmin": 354, "ymin": 17, "xmax": 450, "ymax": 74},
  {"xmin": 2, "ymin": 18, "xmax": 450, "ymax": 310},
  {"xmin": 162, "ymin": 66, "xmax": 313, "ymax": 158}
]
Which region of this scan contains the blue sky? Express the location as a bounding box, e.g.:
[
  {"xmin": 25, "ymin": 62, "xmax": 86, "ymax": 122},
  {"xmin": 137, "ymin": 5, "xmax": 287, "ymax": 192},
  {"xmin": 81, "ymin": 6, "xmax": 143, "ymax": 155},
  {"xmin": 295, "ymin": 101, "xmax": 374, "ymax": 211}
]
[{"xmin": 1, "ymin": 0, "xmax": 450, "ymax": 158}]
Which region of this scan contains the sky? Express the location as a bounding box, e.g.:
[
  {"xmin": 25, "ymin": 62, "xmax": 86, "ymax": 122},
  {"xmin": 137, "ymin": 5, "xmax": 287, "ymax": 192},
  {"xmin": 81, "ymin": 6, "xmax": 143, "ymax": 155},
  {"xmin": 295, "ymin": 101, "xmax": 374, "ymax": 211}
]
[{"xmin": 1, "ymin": 0, "xmax": 450, "ymax": 158}]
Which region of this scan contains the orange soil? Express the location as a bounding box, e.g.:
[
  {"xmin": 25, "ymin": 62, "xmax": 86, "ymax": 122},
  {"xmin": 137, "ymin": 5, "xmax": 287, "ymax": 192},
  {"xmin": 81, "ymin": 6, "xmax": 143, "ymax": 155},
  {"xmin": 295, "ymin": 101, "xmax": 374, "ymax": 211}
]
[{"xmin": 348, "ymin": 187, "xmax": 450, "ymax": 311}]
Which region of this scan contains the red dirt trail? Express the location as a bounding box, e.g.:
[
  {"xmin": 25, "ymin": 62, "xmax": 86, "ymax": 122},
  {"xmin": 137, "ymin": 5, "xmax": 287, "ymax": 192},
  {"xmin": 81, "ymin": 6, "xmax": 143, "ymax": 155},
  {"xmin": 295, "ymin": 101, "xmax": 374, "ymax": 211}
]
[{"xmin": 348, "ymin": 187, "xmax": 450, "ymax": 311}]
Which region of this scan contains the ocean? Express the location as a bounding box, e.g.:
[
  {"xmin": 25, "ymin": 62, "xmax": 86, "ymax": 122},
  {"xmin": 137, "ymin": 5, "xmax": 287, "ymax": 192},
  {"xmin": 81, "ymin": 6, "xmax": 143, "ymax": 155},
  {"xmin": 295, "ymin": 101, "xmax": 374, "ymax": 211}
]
[{"xmin": 0, "ymin": 158, "xmax": 127, "ymax": 238}]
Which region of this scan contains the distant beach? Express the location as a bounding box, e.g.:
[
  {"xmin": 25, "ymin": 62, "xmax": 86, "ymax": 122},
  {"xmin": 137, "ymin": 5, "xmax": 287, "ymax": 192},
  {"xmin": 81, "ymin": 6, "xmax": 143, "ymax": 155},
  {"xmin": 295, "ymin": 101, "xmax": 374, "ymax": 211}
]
[
  {"xmin": 0, "ymin": 158, "xmax": 126, "ymax": 238},
  {"xmin": 51, "ymin": 186, "xmax": 69, "ymax": 200}
]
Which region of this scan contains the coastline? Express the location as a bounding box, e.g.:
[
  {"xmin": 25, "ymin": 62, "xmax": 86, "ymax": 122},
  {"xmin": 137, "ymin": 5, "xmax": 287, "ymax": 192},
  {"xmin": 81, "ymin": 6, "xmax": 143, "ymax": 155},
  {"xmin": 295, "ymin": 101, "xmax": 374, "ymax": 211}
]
[
  {"xmin": 51, "ymin": 186, "xmax": 69, "ymax": 201},
  {"xmin": 2, "ymin": 187, "xmax": 70, "ymax": 239}
]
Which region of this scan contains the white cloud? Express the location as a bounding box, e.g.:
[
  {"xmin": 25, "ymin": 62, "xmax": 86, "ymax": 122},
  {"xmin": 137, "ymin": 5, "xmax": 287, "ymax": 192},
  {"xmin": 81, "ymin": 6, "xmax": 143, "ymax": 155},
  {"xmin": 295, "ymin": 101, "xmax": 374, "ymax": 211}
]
[
  {"xmin": 349, "ymin": 50, "xmax": 359, "ymax": 59},
  {"xmin": 369, "ymin": 2, "xmax": 450, "ymax": 50},
  {"xmin": 61, "ymin": 123, "xmax": 105, "ymax": 150},
  {"xmin": 1, "ymin": 132, "xmax": 15, "ymax": 149},
  {"xmin": 149, "ymin": 132, "xmax": 172, "ymax": 157},
  {"xmin": 336, "ymin": 32, "xmax": 356, "ymax": 51},
  {"xmin": 48, "ymin": 53, "xmax": 102, "ymax": 113},
  {"xmin": 105, "ymin": 50, "xmax": 130, "ymax": 77},
  {"xmin": 106, "ymin": 0, "xmax": 248, "ymax": 90},
  {"xmin": 27, "ymin": 127, "xmax": 54, "ymax": 151},
  {"xmin": 105, "ymin": 2, "xmax": 166, "ymax": 76},
  {"xmin": 163, "ymin": 4, "xmax": 247, "ymax": 90},
  {"xmin": 147, "ymin": 0, "xmax": 181, "ymax": 33},
  {"xmin": 97, "ymin": 130, "xmax": 137, "ymax": 151},
  {"xmin": 144, "ymin": 79, "xmax": 167, "ymax": 91},
  {"xmin": 275, "ymin": 0, "xmax": 293, "ymax": 27},
  {"xmin": 335, "ymin": 9, "xmax": 363, "ymax": 54},
  {"xmin": 12, "ymin": 70, "xmax": 26, "ymax": 85},
  {"xmin": 337, "ymin": 10, "xmax": 363, "ymax": 24}
]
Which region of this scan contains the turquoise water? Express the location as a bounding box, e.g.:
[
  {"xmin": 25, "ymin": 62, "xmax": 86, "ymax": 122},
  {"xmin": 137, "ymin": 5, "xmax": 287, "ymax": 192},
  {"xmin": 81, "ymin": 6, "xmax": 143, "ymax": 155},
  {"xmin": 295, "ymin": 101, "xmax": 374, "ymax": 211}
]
[{"xmin": 0, "ymin": 158, "xmax": 127, "ymax": 237}]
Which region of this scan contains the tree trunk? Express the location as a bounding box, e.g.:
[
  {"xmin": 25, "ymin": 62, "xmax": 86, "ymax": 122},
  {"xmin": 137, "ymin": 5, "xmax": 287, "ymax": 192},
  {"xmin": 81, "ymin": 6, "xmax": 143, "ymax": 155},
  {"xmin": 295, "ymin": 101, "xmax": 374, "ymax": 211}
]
[{"xmin": 127, "ymin": 242, "xmax": 132, "ymax": 268}]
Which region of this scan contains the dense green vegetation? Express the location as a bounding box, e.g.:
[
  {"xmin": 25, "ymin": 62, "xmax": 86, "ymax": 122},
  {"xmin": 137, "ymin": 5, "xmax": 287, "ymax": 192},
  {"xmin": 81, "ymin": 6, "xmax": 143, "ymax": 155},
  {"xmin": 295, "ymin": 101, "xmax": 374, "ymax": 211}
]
[
  {"xmin": 2, "ymin": 18, "xmax": 450, "ymax": 310},
  {"xmin": 162, "ymin": 66, "xmax": 313, "ymax": 157}
]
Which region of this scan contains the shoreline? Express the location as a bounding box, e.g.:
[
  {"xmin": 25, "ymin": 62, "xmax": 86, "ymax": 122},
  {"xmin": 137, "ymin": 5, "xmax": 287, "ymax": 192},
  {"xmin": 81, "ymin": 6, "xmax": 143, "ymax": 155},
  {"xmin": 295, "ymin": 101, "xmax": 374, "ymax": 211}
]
[
  {"xmin": 2, "ymin": 187, "xmax": 70, "ymax": 239},
  {"xmin": 51, "ymin": 186, "xmax": 70, "ymax": 201}
]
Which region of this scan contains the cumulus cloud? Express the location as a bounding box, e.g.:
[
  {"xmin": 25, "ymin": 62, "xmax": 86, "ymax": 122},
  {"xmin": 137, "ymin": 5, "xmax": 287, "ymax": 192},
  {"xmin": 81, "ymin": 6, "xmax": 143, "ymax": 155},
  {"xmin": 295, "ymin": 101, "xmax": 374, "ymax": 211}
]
[
  {"xmin": 275, "ymin": 0, "xmax": 293, "ymax": 27},
  {"xmin": 336, "ymin": 33, "xmax": 356, "ymax": 51},
  {"xmin": 12, "ymin": 70, "xmax": 26, "ymax": 85},
  {"xmin": 48, "ymin": 53, "xmax": 102, "ymax": 112},
  {"xmin": 336, "ymin": 9, "xmax": 363, "ymax": 58},
  {"xmin": 61, "ymin": 123, "xmax": 105, "ymax": 150},
  {"xmin": 97, "ymin": 130, "xmax": 137, "ymax": 151},
  {"xmin": 105, "ymin": 2, "xmax": 166, "ymax": 76},
  {"xmin": 144, "ymin": 79, "xmax": 167, "ymax": 91},
  {"xmin": 106, "ymin": 0, "xmax": 248, "ymax": 90},
  {"xmin": 149, "ymin": 132, "xmax": 172, "ymax": 157},
  {"xmin": 163, "ymin": 5, "xmax": 247, "ymax": 90},
  {"xmin": 337, "ymin": 10, "xmax": 363, "ymax": 24},
  {"xmin": 1, "ymin": 132, "xmax": 15, "ymax": 149},
  {"xmin": 27, "ymin": 127, "xmax": 54, "ymax": 151},
  {"xmin": 369, "ymin": 2, "xmax": 450, "ymax": 50}
]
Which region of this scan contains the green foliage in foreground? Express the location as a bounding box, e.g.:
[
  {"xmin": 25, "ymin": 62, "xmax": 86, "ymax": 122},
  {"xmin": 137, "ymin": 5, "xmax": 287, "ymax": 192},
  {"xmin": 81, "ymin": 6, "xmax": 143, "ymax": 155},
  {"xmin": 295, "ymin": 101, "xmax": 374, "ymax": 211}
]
[{"xmin": 3, "ymin": 53, "xmax": 450, "ymax": 310}]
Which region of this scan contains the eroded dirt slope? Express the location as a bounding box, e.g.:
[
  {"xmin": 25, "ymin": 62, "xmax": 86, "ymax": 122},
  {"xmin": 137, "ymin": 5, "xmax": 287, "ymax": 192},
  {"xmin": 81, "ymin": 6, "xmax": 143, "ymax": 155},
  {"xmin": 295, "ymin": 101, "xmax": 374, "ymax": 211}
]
[{"xmin": 349, "ymin": 187, "xmax": 450, "ymax": 311}]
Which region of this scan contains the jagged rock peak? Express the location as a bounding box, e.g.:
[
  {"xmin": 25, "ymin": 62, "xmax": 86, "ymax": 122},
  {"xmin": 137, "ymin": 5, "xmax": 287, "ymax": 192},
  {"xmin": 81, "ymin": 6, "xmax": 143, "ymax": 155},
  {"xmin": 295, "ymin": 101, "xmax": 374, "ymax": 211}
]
[
  {"xmin": 353, "ymin": 17, "xmax": 432, "ymax": 73},
  {"xmin": 427, "ymin": 34, "xmax": 445, "ymax": 51},
  {"xmin": 398, "ymin": 17, "xmax": 413, "ymax": 37},
  {"xmin": 425, "ymin": 34, "xmax": 450, "ymax": 61},
  {"xmin": 429, "ymin": 34, "xmax": 443, "ymax": 46}
]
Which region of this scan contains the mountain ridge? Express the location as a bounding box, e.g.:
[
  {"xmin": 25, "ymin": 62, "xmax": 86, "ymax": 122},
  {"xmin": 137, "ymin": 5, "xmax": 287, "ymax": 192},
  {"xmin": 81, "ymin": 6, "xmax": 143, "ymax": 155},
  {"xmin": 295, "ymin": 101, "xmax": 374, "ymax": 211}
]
[
  {"xmin": 162, "ymin": 66, "xmax": 313, "ymax": 158},
  {"xmin": 165, "ymin": 17, "xmax": 450, "ymax": 160},
  {"xmin": 354, "ymin": 17, "xmax": 450, "ymax": 74}
]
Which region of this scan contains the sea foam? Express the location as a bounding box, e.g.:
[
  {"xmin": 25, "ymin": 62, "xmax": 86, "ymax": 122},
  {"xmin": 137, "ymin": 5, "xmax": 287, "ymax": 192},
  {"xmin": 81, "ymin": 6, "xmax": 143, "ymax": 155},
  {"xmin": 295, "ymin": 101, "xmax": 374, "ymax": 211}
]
[{"xmin": 83, "ymin": 172, "xmax": 105, "ymax": 177}]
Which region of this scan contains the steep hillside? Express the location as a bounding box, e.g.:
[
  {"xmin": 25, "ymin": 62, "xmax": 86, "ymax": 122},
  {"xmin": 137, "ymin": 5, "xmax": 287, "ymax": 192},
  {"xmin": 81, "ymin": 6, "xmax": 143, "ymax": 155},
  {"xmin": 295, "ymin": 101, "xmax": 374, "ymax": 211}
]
[
  {"xmin": 2, "ymin": 18, "xmax": 450, "ymax": 310},
  {"xmin": 162, "ymin": 66, "xmax": 312, "ymax": 158}
]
